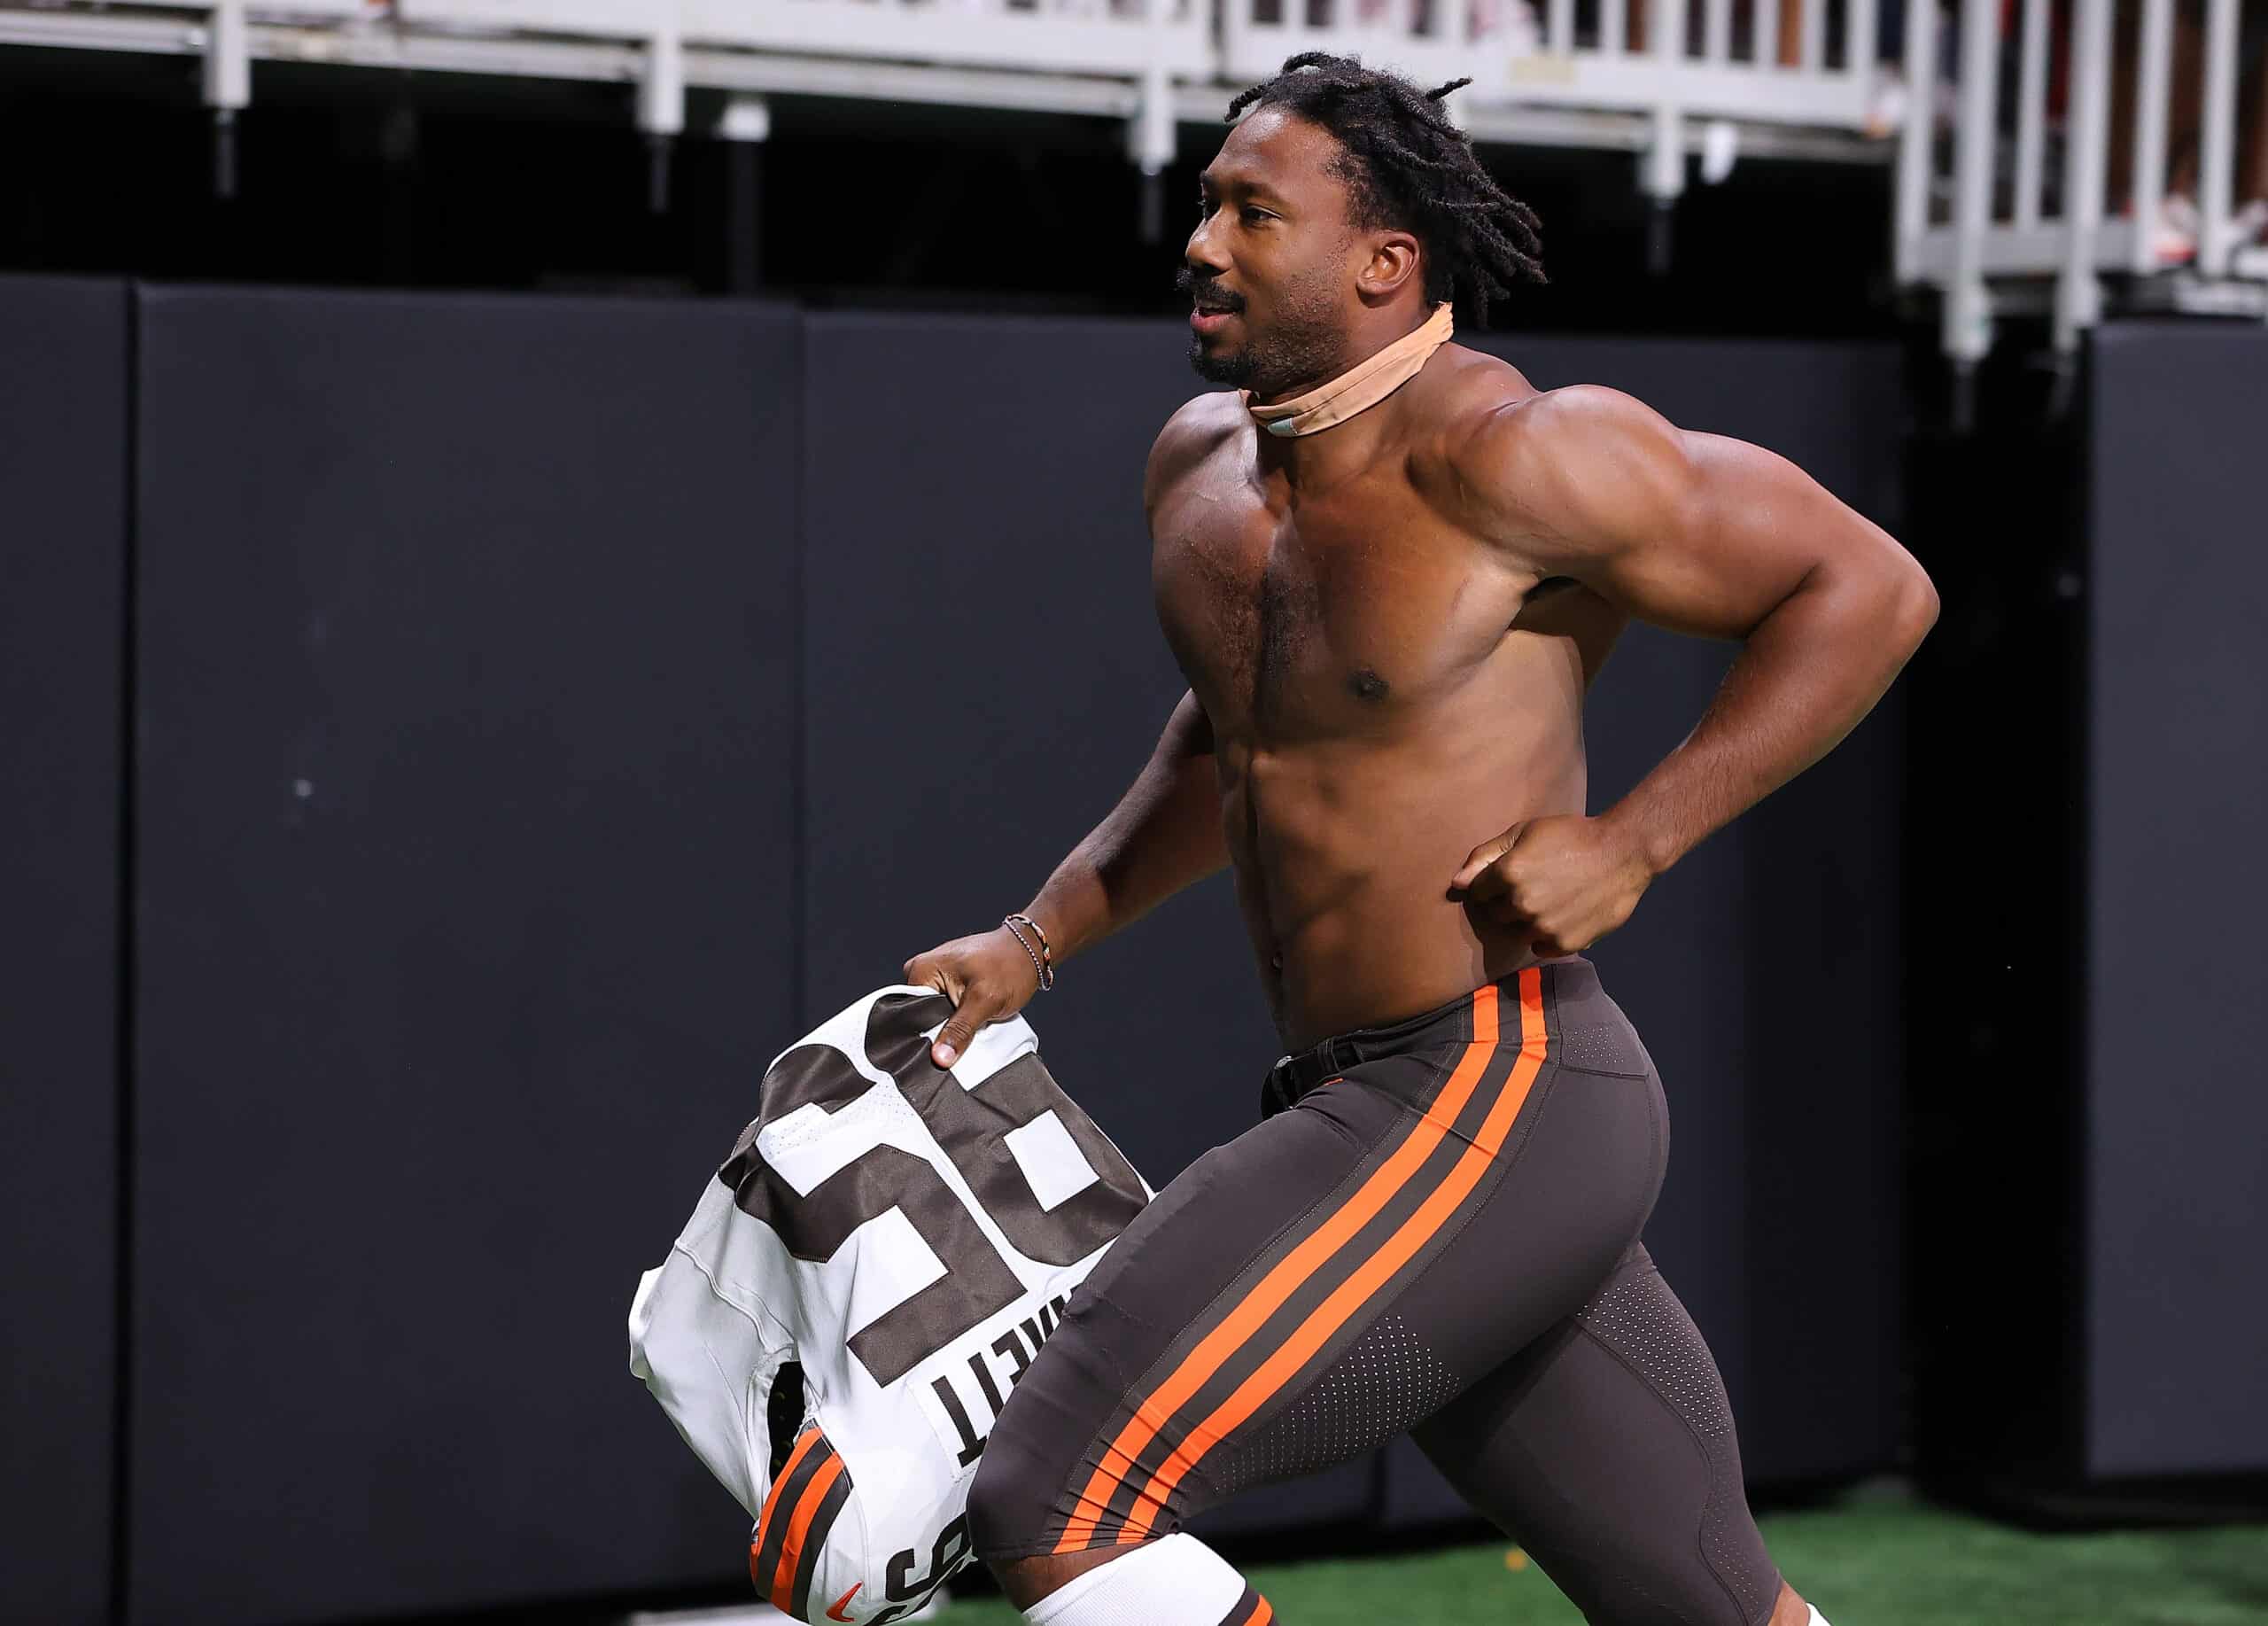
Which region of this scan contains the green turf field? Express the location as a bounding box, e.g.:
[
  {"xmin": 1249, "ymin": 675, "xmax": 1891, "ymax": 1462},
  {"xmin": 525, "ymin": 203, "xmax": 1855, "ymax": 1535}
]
[{"xmin": 929, "ymin": 1490, "xmax": 2268, "ymax": 1624}]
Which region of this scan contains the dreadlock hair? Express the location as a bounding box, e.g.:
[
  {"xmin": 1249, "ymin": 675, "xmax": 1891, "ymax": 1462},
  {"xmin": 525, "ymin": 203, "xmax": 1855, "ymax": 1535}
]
[{"xmin": 1224, "ymin": 52, "xmax": 1546, "ymax": 327}]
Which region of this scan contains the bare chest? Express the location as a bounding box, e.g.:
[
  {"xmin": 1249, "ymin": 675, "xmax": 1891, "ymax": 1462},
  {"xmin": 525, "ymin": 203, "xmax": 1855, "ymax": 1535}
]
[{"xmin": 1150, "ymin": 455, "xmax": 1521, "ymax": 737}]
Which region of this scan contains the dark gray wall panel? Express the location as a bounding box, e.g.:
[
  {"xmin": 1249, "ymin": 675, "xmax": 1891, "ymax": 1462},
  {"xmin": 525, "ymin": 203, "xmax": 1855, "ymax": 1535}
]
[
  {"xmin": 1728, "ymin": 680, "xmax": 1905, "ymax": 1482},
  {"xmin": 800, "ymin": 312, "xmax": 1279, "ymax": 1181},
  {"xmin": 0, "ymin": 276, "xmax": 126, "ymax": 1626},
  {"xmin": 2086, "ymin": 323, "xmax": 2268, "ymax": 1476},
  {"xmin": 130, "ymin": 288, "xmax": 803, "ymax": 1624}
]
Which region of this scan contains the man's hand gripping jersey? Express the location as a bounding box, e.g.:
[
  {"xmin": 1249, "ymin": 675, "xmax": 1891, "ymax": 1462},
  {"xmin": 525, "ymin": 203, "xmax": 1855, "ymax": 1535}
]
[{"xmin": 629, "ymin": 987, "xmax": 1151, "ymax": 1623}]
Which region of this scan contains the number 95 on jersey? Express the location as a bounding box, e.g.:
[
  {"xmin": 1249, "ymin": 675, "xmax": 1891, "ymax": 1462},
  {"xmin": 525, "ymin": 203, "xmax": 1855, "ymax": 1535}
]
[{"xmin": 630, "ymin": 987, "xmax": 1153, "ymax": 1625}]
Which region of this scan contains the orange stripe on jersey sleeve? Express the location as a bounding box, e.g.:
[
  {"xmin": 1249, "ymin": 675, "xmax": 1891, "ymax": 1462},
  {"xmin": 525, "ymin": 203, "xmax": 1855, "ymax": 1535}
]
[
  {"xmin": 1052, "ymin": 985, "xmax": 1503, "ymax": 1554},
  {"xmin": 769, "ymin": 1451, "xmax": 848, "ymax": 1614},
  {"xmin": 750, "ymin": 1428, "xmax": 827, "ymax": 1590}
]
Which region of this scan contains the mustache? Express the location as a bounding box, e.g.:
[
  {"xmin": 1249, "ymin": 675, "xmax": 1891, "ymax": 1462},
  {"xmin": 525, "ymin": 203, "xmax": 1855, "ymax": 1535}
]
[{"xmin": 1176, "ymin": 267, "xmax": 1245, "ymax": 314}]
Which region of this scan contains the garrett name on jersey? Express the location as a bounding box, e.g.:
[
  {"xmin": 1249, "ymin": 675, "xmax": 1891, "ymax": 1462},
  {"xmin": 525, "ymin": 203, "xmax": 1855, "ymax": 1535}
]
[{"xmin": 631, "ymin": 987, "xmax": 1152, "ymax": 1623}]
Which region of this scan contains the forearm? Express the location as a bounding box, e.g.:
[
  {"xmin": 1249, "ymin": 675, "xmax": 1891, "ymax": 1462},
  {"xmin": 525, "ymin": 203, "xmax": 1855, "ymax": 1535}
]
[
  {"xmin": 1021, "ymin": 692, "xmax": 1228, "ymax": 963},
  {"xmin": 1604, "ymin": 557, "xmax": 1937, "ymax": 875}
]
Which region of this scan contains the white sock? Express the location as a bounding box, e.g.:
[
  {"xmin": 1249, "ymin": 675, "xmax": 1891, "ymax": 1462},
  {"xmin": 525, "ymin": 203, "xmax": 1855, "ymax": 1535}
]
[
  {"xmin": 1026, "ymin": 1533, "xmax": 1250, "ymax": 1626},
  {"xmin": 1810, "ymin": 1607, "xmax": 1832, "ymax": 1626}
]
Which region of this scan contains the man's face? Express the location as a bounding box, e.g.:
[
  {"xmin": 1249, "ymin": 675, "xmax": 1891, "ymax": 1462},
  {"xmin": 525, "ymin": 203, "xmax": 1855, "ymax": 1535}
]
[{"xmin": 1182, "ymin": 108, "xmax": 1368, "ymax": 396}]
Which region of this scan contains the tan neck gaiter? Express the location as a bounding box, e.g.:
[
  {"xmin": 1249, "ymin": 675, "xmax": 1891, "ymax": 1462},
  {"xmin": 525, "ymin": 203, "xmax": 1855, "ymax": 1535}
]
[{"xmin": 1243, "ymin": 303, "xmax": 1456, "ymax": 439}]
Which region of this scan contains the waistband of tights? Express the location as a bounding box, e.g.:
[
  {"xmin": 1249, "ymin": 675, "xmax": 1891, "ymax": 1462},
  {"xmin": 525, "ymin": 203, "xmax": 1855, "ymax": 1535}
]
[{"xmin": 1263, "ymin": 956, "xmax": 1601, "ymax": 1110}]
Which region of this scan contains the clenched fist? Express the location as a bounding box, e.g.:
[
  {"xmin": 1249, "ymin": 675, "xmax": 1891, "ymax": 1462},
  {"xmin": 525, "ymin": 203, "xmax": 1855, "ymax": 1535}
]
[
  {"xmin": 903, "ymin": 925, "xmax": 1045, "ymax": 1070},
  {"xmin": 1449, "ymin": 813, "xmax": 1657, "ymax": 958}
]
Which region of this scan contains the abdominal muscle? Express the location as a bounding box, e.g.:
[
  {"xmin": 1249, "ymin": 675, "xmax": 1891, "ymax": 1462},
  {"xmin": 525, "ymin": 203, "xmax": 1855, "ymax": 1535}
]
[{"xmin": 1216, "ymin": 649, "xmax": 1589, "ymax": 1051}]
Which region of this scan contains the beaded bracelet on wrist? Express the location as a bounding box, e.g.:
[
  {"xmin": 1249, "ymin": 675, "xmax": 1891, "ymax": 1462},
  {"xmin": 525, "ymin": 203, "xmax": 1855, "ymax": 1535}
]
[{"xmin": 1002, "ymin": 913, "xmax": 1053, "ymax": 992}]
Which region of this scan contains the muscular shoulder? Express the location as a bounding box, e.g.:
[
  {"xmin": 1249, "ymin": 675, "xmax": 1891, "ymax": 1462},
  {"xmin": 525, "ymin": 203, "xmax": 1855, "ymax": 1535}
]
[
  {"xmin": 1451, "ymin": 380, "xmax": 1685, "ymax": 483},
  {"xmin": 1418, "ymin": 373, "xmax": 1695, "ymax": 565},
  {"xmin": 1145, "ymin": 392, "xmax": 1246, "ymax": 516},
  {"xmin": 1402, "ymin": 347, "xmax": 1542, "ymax": 523}
]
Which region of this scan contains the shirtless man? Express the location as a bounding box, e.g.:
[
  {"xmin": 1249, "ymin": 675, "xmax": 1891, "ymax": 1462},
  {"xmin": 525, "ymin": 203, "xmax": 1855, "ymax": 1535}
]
[{"xmin": 906, "ymin": 52, "xmax": 1936, "ymax": 1626}]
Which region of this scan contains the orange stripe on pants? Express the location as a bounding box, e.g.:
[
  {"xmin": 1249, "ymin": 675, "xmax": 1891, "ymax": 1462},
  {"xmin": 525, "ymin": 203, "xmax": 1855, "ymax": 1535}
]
[
  {"xmin": 1052, "ymin": 984, "xmax": 1503, "ymax": 1554},
  {"xmin": 1116, "ymin": 969, "xmax": 1549, "ymax": 1542}
]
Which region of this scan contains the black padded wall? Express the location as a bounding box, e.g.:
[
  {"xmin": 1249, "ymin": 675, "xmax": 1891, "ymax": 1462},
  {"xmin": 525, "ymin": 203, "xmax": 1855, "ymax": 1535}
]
[
  {"xmin": 1907, "ymin": 323, "xmax": 2268, "ymax": 1499},
  {"xmin": 797, "ymin": 313, "xmax": 1274, "ymax": 1172},
  {"xmin": 1900, "ymin": 406, "xmax": 2090, "ymax": 1494},
  {"xmin": 128, "ymin": 289, "xmax": 804, "ymax": 1625},
  {"xmin": 2085, "ymin": 323, "xmax": 2268, "ymax": 1477},
  {"xmin": 0, "ymin": 276, "xmax": 127, "ymax": 1626}
]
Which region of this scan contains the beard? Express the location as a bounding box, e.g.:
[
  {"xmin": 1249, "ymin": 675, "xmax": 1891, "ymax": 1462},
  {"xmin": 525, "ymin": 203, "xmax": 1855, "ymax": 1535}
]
[
  {"xmin": 1187, "ymin": 333, "xmax": 1260, "ymax": 388},
  {"xmin": 1180, "ymin": 265, "xmax": 1348, "ymax": 399}
]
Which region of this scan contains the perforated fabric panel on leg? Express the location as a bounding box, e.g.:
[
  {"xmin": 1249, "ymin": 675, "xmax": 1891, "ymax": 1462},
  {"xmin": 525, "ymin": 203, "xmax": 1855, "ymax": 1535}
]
[
  {"xmin": 1577, "ymin": 1269, "xmax": 1781, "ymax": 1625},
  {"xmin": 1201, "ymin": 1313, "xmax": 1464, "ymax": 1502}
]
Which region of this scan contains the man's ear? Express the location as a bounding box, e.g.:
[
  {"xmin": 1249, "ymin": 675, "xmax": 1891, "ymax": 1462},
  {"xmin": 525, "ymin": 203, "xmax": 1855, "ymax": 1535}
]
[{"xmin": 1355, "ymin": 231, "xmax": 1423, "ymax": 303}]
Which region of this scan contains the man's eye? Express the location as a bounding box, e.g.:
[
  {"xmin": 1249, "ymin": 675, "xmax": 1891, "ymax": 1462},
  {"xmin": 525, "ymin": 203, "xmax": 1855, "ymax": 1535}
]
[{"xmin": 1241, "ymin": 207, "xmax": 1270, "ymax": 225}]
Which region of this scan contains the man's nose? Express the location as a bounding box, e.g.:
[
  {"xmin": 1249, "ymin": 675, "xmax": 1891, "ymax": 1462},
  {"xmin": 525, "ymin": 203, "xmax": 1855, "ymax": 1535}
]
[{"xmin": 1184, "ymin": 214, "xmax": 1231, "ymax": 276}]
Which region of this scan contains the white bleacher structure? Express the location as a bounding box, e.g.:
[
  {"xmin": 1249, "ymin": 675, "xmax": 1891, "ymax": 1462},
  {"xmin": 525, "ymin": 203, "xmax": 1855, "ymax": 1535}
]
[
  {"xmin": 1899, "ymin": 0, "xmax": 2268, "ymax": 374},
  {"xmin": 5, "ymin": 0, "xmax": 2264, "ymax": 364}
]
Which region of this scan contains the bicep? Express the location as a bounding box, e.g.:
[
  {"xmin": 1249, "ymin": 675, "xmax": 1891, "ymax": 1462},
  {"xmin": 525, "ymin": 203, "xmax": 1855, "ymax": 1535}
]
[
  {"xmin": 1582, "ymin": 432, "xmax": 1848, "ymax": 641},
  {"xmin": 1492, "ymin": 390, "xmax": 1890, "ymax": 642}
]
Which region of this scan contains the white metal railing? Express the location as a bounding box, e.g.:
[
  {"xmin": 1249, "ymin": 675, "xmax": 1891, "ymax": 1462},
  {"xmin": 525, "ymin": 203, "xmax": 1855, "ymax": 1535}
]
[
  {"xmin": 1220, "ymin": 0, "xmax": 1882, "ymax": 128},
  {"xmin": 6, "ymin": 0, "xmax": 1893, "ymax": 175},
  {"xmin": 1898, "ymin": 0, "xmax": 2268, "ymax": 368},
  {"xmin": 400, "ymin": 0, "xmax": 1210, "ymax": 76},
  {"xmin": 64, "ymin": 0, "xmax": 367, "ymax": 122},
  {"xmin": 395, "ymin": 0, "xmax": 1210, "ymax": 161},
  {"xmin": 392, "ymin": 0, "xmax": 1900, "ymax": 142},
  {"xmin": 1210, "ymin": 0, "xmax": 1891, "ymax": 210},
  {"xmin": 19, "ymin": 0, "xmax": 2268, "ymax": 360}
]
